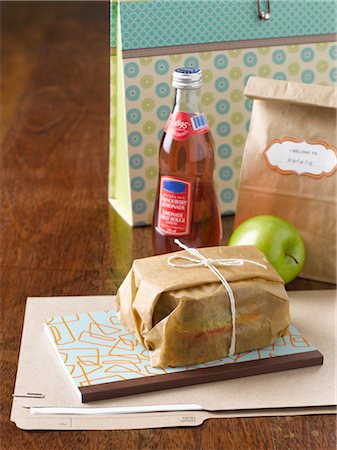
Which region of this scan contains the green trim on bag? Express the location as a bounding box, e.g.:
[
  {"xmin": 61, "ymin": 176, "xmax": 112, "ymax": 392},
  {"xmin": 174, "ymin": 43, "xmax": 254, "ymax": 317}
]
[
  {"xmin": 110, "ymin": 1, "xmax": 117, "ymax": 49},
  {"xmin": 111, "ymin": 0, "xmax": 337, "ymax": 51},
  {"xmin": 108, "ymin": 54, "xmax": 116, "ymax": 199},
  {"xmin": 109, "ymin": 9, "xmax": 133, "ymax": 226}
]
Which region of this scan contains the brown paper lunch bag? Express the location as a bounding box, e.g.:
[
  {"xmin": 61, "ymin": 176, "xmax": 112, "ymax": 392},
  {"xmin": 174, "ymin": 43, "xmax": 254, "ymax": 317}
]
[{"xmin": 235, "ymin": 77, "xmax": 337, "ymax": 284}]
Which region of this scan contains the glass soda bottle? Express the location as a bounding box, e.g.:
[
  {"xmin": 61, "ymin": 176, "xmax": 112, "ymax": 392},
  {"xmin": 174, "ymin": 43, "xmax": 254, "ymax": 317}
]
[{"xmin": 152, "ymin": 68, "xmax": 222, "ymax": 254}]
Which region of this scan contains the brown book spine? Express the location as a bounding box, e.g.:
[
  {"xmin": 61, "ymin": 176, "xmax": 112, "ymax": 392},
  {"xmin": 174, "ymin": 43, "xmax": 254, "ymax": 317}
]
[{"xmin": 79, "ymin": 351, "xmax": 323, "ymax": 403}]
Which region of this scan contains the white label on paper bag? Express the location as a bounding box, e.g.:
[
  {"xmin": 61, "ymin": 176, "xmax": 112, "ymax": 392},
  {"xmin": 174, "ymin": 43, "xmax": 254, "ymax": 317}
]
[{"xmin": 264, "ymin": 138, "xmax": 337, "ymax": 178}]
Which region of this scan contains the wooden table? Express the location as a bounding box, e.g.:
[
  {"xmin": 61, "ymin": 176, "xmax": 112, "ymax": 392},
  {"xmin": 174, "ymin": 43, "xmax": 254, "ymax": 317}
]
[{"xmin": 1, "ymin": 2, "xmax": 335, "ymax": 449}]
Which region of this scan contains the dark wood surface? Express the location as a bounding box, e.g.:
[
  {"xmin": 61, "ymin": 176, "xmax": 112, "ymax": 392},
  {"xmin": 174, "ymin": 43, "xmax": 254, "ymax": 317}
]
[{"xmin": 0, "ymin": 2, "xmax": 335, "ymax": 449}]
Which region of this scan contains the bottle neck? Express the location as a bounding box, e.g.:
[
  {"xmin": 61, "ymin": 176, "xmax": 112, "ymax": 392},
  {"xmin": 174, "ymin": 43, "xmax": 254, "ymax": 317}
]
[{"xmin": 173, "ymin": 88, "xmax": 202, "ymax": 114}]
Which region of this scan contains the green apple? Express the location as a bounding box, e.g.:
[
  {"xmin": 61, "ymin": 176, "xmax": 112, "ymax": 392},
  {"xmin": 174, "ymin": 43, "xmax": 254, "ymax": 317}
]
[{"xmin": 228, "ymin": 215, "xmax": 305, "ymax": 284}]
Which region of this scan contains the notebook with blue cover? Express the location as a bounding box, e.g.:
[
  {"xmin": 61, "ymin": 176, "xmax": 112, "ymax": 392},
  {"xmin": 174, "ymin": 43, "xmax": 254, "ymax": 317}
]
[{"xmin": 44, "ymin": 309, "xmax": 323, "ymax": 403}]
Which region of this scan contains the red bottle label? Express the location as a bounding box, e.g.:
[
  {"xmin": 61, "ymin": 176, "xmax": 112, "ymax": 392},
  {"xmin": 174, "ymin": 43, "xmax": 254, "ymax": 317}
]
[
  {"xmin": 157, "ymin": 176, "xmax": 192, "ymax": 236},
  {"xmin": 164, "ymin": 112, "xmax": 209, "ymax": 141}
]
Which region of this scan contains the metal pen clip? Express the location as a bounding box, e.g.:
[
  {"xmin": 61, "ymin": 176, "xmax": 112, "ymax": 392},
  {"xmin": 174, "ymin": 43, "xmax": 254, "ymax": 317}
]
[
  {"xmin": 257, "ymin": 0, "xmax": 271, "ymax": 20},
  {"xmin": 12, "ymin": 392, "xmax": 45, "ymax": 399}
]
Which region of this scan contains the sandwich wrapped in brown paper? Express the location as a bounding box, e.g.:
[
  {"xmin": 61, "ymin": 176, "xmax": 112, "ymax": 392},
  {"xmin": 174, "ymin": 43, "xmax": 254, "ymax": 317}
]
[
  {"xmin": 116, "ymin": 245, "xmax": 290, "ymax": 368},
  {"xmin": 235, "ymin": 77, "xmax": 337, "ymax": 283}
]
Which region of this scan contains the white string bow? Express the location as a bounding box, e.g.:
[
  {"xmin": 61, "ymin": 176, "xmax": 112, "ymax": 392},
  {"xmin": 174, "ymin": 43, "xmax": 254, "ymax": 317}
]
[{"xmin": 167, "ymin": 239, "xmax": 267, "ymax": 356}]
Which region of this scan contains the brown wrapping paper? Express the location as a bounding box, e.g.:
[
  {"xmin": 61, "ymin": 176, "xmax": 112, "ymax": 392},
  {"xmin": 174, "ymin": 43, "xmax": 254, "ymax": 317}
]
[
  {"xmin": 235, "ymin": 77, "xmax": 337, "ymax": 283},
  {"xmin": 116, "ymin": 245, "xmax": 290, "ymax": 368}
]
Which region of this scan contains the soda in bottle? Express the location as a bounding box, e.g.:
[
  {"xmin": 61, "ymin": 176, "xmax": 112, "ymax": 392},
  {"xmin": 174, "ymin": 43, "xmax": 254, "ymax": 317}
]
[{"xmin": 152, "ymin": 68, "xmax": 222, "ymax": 254}]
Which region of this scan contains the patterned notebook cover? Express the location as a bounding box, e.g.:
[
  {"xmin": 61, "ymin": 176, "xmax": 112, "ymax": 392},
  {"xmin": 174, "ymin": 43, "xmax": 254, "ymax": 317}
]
[{"xmin": 45, "ymin": 309, "xmax": 319, "ymax": 396}]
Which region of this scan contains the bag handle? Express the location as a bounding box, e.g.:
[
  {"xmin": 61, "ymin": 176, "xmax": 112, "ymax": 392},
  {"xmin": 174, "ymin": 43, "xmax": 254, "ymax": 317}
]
[{"xmin": 257, "ymin": 0, "xmax": 271, "ymax": 20}]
